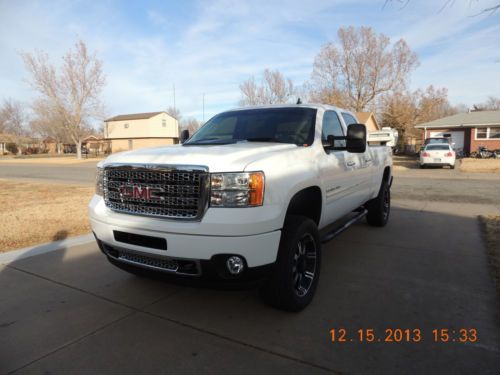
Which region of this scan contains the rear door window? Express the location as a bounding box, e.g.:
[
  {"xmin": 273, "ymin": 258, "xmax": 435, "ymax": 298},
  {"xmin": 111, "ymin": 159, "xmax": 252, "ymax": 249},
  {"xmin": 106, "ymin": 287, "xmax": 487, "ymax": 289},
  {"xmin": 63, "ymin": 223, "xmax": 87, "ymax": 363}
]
[
  {"xmin": 322, "ymin": 111, "xmax": 346, "ymax": 148},
  {"xmin": 341, "ymin": 113, "xmax": 357, "ymax": 126}
]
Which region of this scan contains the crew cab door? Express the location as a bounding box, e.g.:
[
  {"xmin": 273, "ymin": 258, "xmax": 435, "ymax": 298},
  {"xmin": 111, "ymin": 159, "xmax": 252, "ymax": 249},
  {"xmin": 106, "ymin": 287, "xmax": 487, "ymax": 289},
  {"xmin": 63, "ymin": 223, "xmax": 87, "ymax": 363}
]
[
  {"xmin": 318, "ymin": 110, "xmax": 360, "ymax": 226},
  {"xmin": 341, "ymin": 112, "xmax": 373, "ymax": 205}
]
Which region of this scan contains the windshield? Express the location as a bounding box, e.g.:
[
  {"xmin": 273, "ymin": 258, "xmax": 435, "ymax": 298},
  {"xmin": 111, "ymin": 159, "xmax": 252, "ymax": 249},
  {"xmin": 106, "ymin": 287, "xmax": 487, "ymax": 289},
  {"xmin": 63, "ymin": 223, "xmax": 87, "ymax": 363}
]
[
  {"xmin": 426, "ymin": 145, "xmax": 451, "ymax": 150},
  {"xmin": 426, "ymin": 138, "xmax": 449, "ymax": 144},
  {"xmin": 184, "ymin": 108, "xmax": 317, "ymax": 146}
]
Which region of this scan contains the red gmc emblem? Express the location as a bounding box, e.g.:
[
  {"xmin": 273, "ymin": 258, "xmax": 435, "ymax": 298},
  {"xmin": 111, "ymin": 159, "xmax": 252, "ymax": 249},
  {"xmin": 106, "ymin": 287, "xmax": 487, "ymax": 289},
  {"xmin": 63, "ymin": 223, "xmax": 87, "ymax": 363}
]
[{"xmin": 119, "ymin": 186, "xmax": 164, "ymax": 201}]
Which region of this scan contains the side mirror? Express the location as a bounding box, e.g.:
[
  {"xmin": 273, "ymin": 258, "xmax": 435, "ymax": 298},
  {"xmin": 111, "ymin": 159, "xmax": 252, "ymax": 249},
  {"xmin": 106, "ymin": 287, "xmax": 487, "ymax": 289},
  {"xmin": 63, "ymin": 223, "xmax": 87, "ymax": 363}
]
[
  {"xmin": 346, "ymin": 123, "xmax": 366, "ymax": 153},
  {"xmin": 180, "ymin": 129, "xmax": 190, "ymax": 144}
]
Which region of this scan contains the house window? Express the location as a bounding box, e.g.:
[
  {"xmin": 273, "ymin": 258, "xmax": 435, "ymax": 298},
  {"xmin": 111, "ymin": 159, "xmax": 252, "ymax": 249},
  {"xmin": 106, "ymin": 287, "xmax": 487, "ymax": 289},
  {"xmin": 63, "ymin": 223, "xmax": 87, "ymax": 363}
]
[
  {"xmin": 162, "ymin": 119, "xmax": 166, "ymax": 127},
  {"xmin": 476, "ymin": 128, "xmax": 487, "ymax": 139},
  {"xmin": 491, "ymin": 128, "xmax": 500, "ymax": 139},
  {"xmin": 476, "ymin": 127, "xmax": 500, "ymax": 139},
  {"xmin": 124, "ymin": 123, "xmax": 129, "ymax": 129}
]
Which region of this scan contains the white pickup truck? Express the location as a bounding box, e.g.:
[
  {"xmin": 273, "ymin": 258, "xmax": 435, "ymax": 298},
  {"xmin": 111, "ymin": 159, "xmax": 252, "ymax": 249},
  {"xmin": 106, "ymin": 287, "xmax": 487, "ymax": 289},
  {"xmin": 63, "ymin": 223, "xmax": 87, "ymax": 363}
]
[{"xmin": 89, "ymin": 104, "xmax": 392, "ymax": 311}]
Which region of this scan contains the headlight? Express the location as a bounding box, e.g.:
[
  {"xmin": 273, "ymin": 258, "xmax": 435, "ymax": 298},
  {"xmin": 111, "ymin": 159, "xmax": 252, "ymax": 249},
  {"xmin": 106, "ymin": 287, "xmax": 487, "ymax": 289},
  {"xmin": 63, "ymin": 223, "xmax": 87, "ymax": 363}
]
[
  {"xmin": 95, "ymin": 167, "xmax": 104, "ymax": 196},
  {"xmin": 210, "ymin": 172, "xmax": 264, "ymax": 207}
]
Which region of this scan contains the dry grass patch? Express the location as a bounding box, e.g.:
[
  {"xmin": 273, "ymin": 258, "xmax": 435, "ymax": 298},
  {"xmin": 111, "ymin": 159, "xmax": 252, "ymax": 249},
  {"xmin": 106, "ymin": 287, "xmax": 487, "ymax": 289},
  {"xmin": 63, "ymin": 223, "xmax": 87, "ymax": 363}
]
[
  {"xmin": 460, "ymin": 158, "xmax": 500, "ymax": 173},
  {"xmin": 0, "ymin": 180, "xmax": 94, "ymax": 252}
]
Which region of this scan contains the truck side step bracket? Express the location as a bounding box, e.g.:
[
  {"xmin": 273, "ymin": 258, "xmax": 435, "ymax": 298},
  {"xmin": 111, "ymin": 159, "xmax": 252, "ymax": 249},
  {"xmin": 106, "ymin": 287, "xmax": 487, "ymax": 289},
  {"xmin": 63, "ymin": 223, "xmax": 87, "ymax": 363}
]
[{"xmin": 321, "ymin": 208, "xmax": 367, "ymax": 244}]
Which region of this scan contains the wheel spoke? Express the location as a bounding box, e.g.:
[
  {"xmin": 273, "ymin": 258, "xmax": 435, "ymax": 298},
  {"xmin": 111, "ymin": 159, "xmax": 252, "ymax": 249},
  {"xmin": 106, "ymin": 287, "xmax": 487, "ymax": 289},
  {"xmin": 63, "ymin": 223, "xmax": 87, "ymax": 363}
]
[
  {"xmin": 298, "ymin": 285, "xmax": 307, "ymax": 296},
  {"xmin": 304, "ymin": 271, "xmax": 314, "ymax": 280},
  {"xmin": 292, "ymin": 233, "xmax": 318, "ymax": 297}
]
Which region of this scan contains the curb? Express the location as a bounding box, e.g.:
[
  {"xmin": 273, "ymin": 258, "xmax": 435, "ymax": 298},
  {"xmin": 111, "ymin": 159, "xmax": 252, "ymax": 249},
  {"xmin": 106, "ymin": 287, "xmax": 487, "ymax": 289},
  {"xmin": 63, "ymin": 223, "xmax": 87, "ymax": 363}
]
[{"xmin": 0, "ymin": 233, "xmax": 95, "ymax": 264}]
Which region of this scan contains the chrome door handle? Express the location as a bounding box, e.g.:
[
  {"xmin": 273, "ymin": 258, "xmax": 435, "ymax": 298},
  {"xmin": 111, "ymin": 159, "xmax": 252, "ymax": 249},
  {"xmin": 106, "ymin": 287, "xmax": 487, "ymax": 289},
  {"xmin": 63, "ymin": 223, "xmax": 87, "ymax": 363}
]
[{"xmin": 346, "ymin": 161, "xmax": 356, "ymax": 167}]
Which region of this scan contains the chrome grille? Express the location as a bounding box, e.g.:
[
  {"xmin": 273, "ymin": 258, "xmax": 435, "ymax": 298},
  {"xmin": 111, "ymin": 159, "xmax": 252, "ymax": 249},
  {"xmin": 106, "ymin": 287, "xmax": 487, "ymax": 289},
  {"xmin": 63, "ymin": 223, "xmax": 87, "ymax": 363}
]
[
  {"xmin": 103, "ymin": 164, "xmax": 209, "ymax": 220},
  {"xmin": 119, "ymin": 251, "xmax": 179, "ymax": 271}
]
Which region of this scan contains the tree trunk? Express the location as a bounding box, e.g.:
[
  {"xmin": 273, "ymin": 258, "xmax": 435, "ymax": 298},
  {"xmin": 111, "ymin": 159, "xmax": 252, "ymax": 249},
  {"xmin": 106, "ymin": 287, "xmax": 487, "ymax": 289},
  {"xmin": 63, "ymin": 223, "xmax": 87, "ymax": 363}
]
[
  {"xmin": 76, "ymin": 140, "xmax": 82, "ymax": 159},
  {"xmin": 57, "ymin": 142, "xmax": 62, "ymax": 154}
]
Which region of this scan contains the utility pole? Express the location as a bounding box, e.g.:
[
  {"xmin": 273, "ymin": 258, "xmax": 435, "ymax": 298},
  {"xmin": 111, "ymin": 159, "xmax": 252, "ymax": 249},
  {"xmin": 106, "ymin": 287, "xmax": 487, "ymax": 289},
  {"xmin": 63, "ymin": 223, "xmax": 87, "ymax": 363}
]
[{"xmin": 173, "ymin": 84, "xmax": 176, "ymax": 112}]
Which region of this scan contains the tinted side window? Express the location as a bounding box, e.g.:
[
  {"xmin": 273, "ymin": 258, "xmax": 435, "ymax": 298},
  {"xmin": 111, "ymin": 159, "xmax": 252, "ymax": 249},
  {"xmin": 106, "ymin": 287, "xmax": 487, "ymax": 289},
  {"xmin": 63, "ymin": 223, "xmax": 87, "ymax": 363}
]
[
  {"xmin": 341, "ymin": 113, "xmax": 357, "ymax": 126},
  {"xmin": 322, "ymin": 111, "xmax": 345, "ymax": 148}
]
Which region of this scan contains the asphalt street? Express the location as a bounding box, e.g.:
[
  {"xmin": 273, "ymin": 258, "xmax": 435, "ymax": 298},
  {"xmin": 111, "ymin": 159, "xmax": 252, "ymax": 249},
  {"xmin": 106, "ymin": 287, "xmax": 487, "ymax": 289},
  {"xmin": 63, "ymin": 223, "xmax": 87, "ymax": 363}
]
[
  {"xmin": 0, "ymin": 161, "xmax": 97, "ymax": 185},
  {"xmin": 0, "ymin": 164, "xmax": 499, "ymax": 374}
]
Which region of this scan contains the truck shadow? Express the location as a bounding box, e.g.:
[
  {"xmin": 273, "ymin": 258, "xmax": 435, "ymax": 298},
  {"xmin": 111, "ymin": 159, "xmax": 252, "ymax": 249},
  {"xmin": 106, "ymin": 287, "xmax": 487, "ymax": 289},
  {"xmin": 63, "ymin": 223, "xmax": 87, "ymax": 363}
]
[{"xmin": 1, "ymin": 205, "xmax": 499, "ymax": 374}]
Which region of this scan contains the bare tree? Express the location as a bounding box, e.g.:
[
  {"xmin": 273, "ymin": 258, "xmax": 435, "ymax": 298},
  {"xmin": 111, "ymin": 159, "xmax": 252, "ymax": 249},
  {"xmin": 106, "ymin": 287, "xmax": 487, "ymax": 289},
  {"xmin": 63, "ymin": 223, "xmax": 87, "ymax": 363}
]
[
  {"xmin": 0, "ymin": 99, "xmax": 27, "ymax": 136},
  {"xmin": 21, "ymin": 40, "xmax": 106, "ymax": 159},
  {"xmin": 384, "ymin": 1, "xmax": 500, "ymax": 16},
  {"xmin": 381, "ymin": 85, "xmax": 456, "ymax": 142},
  {"xmin": 167, "ymin": 106, "xmax": 182, "ymax": 121},
  {"xmin": 239, "ymin": 76, "xmax": 261, "ymax": 106},
  {"xmin": 310, "ymin": 26, "xmax": 419, "ymax": 112},
  {"xmin": 30, "ymin": 99, "xmax": 69, "ymax": 154},
  {"xmin": 416, "ymin": 85, "xmax": 457, "ymax": 123},
  {"xmin": 239, "ymin": 69, "xmax": 294, "ymax": 106},
  {"xmin": 181, "ymin": 117, "xmax": 201, "ymax": 135},
  {"xmin": 380, "ymin": 91, "xmax": 419, "ymax": 143},
  {"xmin": 473, "ymin": 95, "xmax": 500, "ymax": 111}
]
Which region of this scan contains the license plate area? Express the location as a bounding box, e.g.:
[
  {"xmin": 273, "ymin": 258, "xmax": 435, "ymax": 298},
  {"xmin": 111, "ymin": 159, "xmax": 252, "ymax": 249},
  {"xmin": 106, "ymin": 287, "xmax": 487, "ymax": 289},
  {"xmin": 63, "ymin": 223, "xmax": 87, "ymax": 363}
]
[{"xmin": 114, "ymin": 230, "xmax": 167, "ymax": 250}]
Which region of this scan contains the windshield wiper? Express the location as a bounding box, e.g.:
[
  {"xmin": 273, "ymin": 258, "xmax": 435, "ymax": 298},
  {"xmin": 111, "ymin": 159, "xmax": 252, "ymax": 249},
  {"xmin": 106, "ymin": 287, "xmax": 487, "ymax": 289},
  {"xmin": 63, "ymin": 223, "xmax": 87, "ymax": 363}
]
[
  {"xmin": 244, "ymin": 137, "xmax": 287, "ymax": 143},
  {"xmin": 184, "ymin": 138, "xmax": 237, "ymax": 146}
]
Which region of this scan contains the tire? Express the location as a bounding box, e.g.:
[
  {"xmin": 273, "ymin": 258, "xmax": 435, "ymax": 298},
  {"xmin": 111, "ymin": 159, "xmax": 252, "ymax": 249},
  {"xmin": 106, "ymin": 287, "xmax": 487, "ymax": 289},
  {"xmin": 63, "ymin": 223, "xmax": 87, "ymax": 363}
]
[
  {"xmin": 366, "ymin": 180, "xmax": 390, "ymax": 227},
  {"xmin": 260, "ymin": 215, "xmax": 321, "ymax": 312},
  {"xmin": 420, "ymin": 164, "xmax": 425, "ymax": 169},
  {"xmin": 450, "ymin": 164, "xmax": 455, "ymax": 169}
]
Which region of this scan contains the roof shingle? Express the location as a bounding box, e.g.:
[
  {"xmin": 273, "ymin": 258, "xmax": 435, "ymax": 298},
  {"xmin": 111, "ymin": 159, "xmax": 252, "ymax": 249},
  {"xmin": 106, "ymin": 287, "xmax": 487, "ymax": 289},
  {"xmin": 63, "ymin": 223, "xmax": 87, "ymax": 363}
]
[
  {"xmin": 415, "ymin": 111, "xmax": 500, "ymax": 128},
  {"xmin": 105, "ymin": 111, "xmax": 165, "ymax": 122}
]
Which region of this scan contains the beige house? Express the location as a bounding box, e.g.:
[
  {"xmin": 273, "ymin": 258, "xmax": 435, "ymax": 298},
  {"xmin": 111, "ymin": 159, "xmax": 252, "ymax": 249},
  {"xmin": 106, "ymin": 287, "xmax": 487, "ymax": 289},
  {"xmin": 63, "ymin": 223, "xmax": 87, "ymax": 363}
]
[
  {"xmin": 356, "ymin": 112, "xmax": 380, "ymax": 132},
  {"xmin": 104, "ymin": 111, "xmax": 179, "ymax": 152}
]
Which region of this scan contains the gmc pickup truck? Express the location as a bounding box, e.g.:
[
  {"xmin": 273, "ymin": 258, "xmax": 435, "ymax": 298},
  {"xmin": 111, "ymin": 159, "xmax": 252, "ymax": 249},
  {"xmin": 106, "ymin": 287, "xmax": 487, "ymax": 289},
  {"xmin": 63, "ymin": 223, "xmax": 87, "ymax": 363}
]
[{"xmin": 89, "ymin": 104, "xmax": 392, "ymax": 311}]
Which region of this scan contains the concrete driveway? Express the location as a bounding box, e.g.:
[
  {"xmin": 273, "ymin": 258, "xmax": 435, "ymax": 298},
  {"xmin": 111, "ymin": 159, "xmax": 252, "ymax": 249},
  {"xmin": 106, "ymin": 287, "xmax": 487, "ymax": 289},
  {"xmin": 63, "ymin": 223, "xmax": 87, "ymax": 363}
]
[{"xmin": 1, "ymin": 170, "xmax": 499, "ymax": 374}]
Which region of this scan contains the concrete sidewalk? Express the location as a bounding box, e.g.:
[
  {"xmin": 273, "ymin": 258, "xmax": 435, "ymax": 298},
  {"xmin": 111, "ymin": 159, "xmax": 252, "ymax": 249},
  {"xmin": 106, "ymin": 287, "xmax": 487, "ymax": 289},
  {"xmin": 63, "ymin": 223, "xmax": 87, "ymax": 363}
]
[{"xmin": 1, "ymin": 197, "xmax": 499, "ymax": 374}]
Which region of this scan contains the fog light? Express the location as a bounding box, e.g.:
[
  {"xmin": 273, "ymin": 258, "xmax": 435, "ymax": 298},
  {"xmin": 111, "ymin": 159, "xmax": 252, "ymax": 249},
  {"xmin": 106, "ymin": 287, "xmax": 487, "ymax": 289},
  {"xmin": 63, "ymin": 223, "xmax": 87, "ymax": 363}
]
[{"xmin": 226, "ymin": 256, "xmax": 244, "ymax": 275}]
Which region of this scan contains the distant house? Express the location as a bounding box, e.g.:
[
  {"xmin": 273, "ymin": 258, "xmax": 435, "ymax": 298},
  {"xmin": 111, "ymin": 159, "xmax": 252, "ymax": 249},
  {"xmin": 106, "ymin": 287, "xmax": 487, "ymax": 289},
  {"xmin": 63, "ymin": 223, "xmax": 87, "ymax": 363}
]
[
  {"xmin": 0, "ymin": 133, "xmax": 16, "ymax": 154},
  {"xmin": 415, "ymin": 111, "xmax": 500, "ymax": 153},
  {"xmin": 104, "ymin": 111, "xmax": 179, "ymax": 152},
  {"xmin": 356, "ymin": 112, "xmax": 380, "ymax": 132},
  {"xmin": 82, "ymin": 135, "xmax": 110, "ymax": 155}
]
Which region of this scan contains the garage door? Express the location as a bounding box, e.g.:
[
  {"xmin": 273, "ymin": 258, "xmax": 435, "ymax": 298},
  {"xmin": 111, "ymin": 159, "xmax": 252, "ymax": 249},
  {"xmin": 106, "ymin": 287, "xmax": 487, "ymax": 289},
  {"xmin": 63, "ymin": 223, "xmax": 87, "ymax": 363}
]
[{"xmin": 430, "ymin": 131, "xmax": 464, "ymax": 150}]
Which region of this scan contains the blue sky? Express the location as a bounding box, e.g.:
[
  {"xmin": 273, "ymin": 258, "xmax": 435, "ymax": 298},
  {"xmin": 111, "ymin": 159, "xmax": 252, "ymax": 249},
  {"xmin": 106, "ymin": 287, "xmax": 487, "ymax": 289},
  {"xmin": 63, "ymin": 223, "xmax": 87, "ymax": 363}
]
[{"xmin": 0, "ymin": 0, "xmax": 499, "ymax": 122}]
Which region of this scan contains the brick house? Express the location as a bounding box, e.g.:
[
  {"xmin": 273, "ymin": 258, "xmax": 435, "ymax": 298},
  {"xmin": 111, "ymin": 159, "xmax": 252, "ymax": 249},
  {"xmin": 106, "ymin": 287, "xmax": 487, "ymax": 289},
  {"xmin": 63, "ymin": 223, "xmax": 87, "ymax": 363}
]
[{"xmin": 415, "ymin": 111, "xmax": 500, "ymax": 154}]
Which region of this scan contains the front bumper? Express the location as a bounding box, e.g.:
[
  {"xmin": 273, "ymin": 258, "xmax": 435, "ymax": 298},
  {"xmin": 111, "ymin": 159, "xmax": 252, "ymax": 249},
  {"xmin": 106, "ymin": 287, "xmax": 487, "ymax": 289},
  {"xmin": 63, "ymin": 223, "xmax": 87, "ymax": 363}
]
[
  {"xmin": 91, "ymin": 217, "xmax": 281, "ymax": 266},
  {"xmin": 95, "ymin": 238, "xmax": 276, "ymax": 283},
  {"xmin": 90, "ymin": 195, "xmax": 282, "ymax": 276}
]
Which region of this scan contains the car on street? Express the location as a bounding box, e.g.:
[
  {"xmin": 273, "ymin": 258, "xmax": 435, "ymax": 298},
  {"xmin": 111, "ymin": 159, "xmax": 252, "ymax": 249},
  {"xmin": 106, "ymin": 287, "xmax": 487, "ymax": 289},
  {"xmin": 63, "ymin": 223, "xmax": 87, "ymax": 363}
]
[{"xmin": 420, "ymin": 143, "xmax": 456, "ymax": 169}]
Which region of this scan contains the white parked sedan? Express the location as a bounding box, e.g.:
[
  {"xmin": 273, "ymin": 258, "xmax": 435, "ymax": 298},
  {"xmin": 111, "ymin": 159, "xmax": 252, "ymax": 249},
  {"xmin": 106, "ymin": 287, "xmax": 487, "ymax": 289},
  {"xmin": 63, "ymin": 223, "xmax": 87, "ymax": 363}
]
[{"xmin": 420, "ymin": 144, "xmax": 456, "ymax": 169}]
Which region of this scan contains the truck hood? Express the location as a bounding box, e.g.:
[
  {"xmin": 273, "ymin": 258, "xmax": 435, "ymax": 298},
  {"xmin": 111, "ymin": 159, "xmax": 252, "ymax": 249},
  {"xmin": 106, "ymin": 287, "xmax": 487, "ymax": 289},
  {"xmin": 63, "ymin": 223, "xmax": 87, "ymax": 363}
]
[{"xmin": 102, "ymin": 142, "xmax": 299, "ymax": 172}]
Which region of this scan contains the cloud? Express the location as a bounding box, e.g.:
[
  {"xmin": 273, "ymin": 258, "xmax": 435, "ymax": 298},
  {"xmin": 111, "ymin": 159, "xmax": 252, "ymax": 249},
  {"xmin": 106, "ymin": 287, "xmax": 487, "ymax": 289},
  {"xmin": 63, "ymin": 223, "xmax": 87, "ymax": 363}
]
[{"xmin": 0, "ymin": 0, "xmax": 499, "ymax": 121}]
